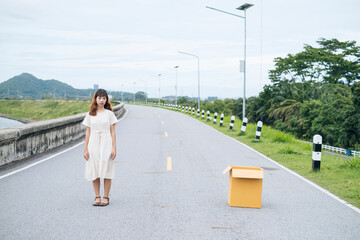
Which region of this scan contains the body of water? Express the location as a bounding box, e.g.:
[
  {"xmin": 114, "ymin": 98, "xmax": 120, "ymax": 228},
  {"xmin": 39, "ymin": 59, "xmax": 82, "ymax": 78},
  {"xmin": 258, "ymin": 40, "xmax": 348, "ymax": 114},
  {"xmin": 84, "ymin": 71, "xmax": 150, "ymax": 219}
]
[{"xmin": 0, "ymin": 117, "xmax": 24, "ymax": 129}]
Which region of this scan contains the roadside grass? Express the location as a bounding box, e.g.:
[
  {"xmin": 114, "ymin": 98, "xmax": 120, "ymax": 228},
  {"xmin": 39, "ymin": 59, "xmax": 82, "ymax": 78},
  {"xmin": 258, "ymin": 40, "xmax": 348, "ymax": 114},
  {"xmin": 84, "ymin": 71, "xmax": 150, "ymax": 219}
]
[
  {"xmin": 0, "ymin": 100, "xmax": 91, "ymax": 122},
  {"xmin": 146, "ymin": 104, "xmax": 360, "ymax": 208}
]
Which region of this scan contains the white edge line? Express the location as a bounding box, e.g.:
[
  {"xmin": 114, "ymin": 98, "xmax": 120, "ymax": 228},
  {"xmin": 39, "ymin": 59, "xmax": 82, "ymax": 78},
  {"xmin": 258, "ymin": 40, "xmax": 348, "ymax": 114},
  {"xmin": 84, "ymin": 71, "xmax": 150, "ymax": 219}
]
[
  {"xmin": 133, "ymin": 105, "xmax": 360, "ymax": 214},
  {"xmin": 156, "ymin": 106, "xmax": 360, "ymax": 215},
  {"xmin": 202, "ymin": 123, "xmax": 360, "ymax": 215},
  {"xmin": 0, "ymin": 108, "xmax": 129, "ymax": 180},
  {"xmin": 0, "ymin": 142, "xmax": 84, "ymax": 180}
]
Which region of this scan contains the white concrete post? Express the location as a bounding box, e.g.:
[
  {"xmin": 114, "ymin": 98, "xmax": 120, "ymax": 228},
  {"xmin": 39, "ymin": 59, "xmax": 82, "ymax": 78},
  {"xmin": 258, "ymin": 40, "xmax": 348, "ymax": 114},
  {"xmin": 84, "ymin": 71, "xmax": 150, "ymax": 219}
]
[
  {"xmin": 241, "ymin": 117, "xmax": 248, "ymax": 133},
  {"xmin": 229, "ymin": 116, "xmax": 235, "ymax": 130},
  {"xmin": 312, "ymin": 135, "xmax": 322, "ymax": 171},
  {"xmin": 213, "ymin": 112, "xmax": 218, "ymax": 124},
  {"xmin": 220, "ymin": 113, "xmax": 224, "ymax": 126},
  {"xmin": 255, "ymin": 121, "xmax": 263, "ymax": 140}
]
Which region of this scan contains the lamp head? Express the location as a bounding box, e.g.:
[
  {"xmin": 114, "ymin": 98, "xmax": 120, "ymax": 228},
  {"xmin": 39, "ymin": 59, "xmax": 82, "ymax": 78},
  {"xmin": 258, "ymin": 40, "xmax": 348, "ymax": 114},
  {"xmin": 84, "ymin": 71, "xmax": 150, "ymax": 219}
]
[{"xmin": 237, "ymin": 3, "xmax": 254, "ymax": 11}]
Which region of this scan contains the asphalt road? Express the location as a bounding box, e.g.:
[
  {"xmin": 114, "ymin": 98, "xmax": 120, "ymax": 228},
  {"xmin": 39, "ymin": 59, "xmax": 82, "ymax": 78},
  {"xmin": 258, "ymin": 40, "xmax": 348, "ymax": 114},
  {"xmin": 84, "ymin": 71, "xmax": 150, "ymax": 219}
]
[{"xmin": 1, "ymin": 104, "xmax": 359, "ymax": 240}]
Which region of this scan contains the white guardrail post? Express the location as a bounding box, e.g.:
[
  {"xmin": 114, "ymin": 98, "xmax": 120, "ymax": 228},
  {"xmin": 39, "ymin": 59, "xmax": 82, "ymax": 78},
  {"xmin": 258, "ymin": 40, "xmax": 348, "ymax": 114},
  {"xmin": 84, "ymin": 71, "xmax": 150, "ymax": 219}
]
[
  {"xmin": 213, "ymin": 112, "xmax": 217, "ymax": 124},
  {"xmin": 255, "ymin": 121, "xmax": 263, "ymax": 140},
  {"xmin": 229, "ymin": 116, "xmax": 235, "ymax": 130},
  {"xmin": 220, "ymin": 113, "xmax": 224, "ymax": 126},
  {"xmin": 312, "ymin": 135, "xmax": 322, "ymax": 171},
  {"xmin": 241, "ymin": 117, "xmax": 248, "ymax": 133}
]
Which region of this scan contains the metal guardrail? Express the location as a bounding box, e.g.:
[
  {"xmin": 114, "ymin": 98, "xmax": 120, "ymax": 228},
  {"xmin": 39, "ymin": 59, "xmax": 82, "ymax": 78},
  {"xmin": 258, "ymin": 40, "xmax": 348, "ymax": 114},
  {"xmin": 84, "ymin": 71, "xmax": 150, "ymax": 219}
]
[{"xmin": 297, "ymin": 140, "xmax": 360, "ymax": 157}]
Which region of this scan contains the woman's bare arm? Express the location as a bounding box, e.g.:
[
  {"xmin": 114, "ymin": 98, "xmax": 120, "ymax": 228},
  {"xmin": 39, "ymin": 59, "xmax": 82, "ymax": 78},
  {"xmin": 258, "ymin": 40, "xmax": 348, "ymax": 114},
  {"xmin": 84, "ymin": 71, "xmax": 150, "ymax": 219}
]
[
  {"xmin": 110, "ymin": 124, "xmax": 116, "ymax": 160},
  {"xmin": 84, "ymin": 127, "xmax": 90, "ymax": 160}
]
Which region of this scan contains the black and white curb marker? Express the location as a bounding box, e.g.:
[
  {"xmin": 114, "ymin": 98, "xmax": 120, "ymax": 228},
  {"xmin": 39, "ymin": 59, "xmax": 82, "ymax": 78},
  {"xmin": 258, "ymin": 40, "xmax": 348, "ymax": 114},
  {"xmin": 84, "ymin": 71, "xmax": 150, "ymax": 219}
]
[
  {"xmin": 229, "ymin": 116, "xmax": 235, "ymax": 130},
  {"xmin": 207, "ymin": 111, "xmax": 210, "ymax": 121},
  {"xmin": 312, "ymin": 134, "xmax": 322, "ymax": 171},
  {"xmin": 182, "ymin": 106, "xmax": 184, "ymax": 112},
  {"xmin": 202, "ymin": 110, "xmax": 205, "ymax": 118},
  {"xmin": 192, "ymin": 107, "xmax": 195, "ymax": 115},
  {"xmin": 220, "ymin": 113, "xmax": 224, "ymax": 126},
  {"xmin": 197, "ymin": 109, "xmax": 200, "ymax": 117},
  {"xmin": 213, "ymin": 112, "xmax": 217, "ymax": 124},
  {"xmin": 255, "ymin": 121, "xmax": 263, "ymax": 140},
  {"xmin": 185, "ymin": 106, "xmax": 188, "ymax": 113},
  {"xmin": 241, "ymin": 117, "xmax": 248, "ymax": 133}
]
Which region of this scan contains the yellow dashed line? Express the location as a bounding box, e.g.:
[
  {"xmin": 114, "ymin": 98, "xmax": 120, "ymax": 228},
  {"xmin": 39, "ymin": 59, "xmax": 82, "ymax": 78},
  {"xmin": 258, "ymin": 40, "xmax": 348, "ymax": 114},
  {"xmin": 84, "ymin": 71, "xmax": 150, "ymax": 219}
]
[
  {"xmin": 165, "ymin": 132, "xmax": 168, "ymax": 137},
  {"xmin": 167, "ymin": 157, "xmax": 172, "ymax": 171}
]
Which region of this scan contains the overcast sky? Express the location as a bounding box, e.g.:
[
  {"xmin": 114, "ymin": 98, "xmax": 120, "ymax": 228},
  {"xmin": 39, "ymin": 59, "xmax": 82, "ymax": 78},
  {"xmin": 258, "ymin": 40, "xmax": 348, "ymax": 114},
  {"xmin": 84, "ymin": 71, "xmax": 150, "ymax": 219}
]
[{"xmin": 1, "ymin": 0, "xmax": 359, "ymax": 99}]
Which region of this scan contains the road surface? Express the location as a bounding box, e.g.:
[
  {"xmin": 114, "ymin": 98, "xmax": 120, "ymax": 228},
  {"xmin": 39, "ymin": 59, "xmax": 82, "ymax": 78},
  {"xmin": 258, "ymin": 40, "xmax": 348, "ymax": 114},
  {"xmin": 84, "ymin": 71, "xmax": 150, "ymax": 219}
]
[{"xmin": 1, "ymin": 104, "xmax": 359, "ymax": 239}]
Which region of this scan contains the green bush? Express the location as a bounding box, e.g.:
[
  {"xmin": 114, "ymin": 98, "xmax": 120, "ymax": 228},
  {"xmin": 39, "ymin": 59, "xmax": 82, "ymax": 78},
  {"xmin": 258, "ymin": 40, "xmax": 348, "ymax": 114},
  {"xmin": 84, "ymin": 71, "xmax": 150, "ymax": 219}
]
[
  {"xmin": 278, "ymin": 146, "xmax": 301, "ymax": 155},
  {"xmin": 272, "ymin": 132, "xmax": 294, "ymax": 143},
  {"xmin": 340, "ymin": 158, "xmax": 360, "ymax": 169}
]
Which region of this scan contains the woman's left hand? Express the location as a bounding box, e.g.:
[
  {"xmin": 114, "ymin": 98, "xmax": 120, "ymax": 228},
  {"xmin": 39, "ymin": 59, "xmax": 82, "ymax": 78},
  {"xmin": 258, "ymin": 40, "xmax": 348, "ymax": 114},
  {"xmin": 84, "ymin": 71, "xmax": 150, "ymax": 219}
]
[{"xmin": 111, "ymin": 149, "xmax": 116, "ymax": 160}]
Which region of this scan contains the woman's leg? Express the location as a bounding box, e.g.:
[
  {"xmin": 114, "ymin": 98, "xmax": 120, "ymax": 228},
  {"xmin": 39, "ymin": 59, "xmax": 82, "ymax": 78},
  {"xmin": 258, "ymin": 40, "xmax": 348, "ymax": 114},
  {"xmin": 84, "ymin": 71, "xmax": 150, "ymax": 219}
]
[
  {"xmin": 102, "ymin": 178, "xmax": 112, "ymax": 204},
  {"xmin": 92, "ymin": 178, "xmax": 101, "ymax": 197}
]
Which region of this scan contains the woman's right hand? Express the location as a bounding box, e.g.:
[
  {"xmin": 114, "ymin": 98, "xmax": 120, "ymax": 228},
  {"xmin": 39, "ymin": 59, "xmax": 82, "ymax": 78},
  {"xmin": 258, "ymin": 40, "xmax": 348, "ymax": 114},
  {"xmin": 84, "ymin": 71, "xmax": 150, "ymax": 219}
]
[{"xmin": 84, "ymin": 149, "xmax": 89, "ymax": 161}]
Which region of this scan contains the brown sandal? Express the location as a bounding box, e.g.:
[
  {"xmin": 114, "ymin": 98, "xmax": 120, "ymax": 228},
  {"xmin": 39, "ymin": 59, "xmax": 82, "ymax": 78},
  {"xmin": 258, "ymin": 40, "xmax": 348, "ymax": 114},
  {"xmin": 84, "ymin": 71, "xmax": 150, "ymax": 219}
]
[
  {"xmin": 100, "ymin": 196, "xmax": 110, "ymax": 206},
  {"xmin": 93, "ymin": 196, "xmax": 101, "ymax": 206}
]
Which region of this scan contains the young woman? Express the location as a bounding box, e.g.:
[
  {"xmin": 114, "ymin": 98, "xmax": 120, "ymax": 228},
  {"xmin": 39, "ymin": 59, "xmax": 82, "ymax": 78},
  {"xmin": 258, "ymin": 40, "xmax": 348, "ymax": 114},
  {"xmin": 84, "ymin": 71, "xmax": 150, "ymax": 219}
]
[{"xmin": 82, "ymin": 89, "xmax": 118, "ymax": 206}]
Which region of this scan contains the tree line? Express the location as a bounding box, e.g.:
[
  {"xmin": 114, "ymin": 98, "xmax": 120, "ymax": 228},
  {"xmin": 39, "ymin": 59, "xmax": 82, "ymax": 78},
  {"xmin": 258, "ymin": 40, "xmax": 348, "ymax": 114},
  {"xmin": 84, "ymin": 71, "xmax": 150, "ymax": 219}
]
[{"xmin": 155, "ymin": 38, "xmax": 360, "ymax": 149}]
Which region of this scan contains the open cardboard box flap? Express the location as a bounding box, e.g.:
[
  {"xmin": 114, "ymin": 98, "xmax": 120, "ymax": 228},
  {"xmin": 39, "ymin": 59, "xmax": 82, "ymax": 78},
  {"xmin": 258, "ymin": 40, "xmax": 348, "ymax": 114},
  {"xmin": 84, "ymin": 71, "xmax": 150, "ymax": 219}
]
[{"xmin": 223, "ymin": 166, "xmax": 264, "ymax": 179}]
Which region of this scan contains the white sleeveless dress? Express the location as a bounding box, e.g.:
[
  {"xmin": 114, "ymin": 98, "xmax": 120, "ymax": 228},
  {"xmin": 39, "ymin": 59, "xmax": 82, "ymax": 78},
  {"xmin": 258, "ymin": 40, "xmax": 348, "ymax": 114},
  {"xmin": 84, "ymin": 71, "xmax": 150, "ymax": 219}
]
[{"xmin": 82, "ymin": 109, "xmax": 118, "ymax": 181}]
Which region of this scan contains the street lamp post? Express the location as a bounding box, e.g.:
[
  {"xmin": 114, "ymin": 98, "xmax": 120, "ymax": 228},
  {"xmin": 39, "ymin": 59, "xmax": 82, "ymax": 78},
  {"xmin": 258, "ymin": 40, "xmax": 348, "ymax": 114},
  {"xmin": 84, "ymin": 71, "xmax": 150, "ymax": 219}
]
[
  {"xmin": 121, "ymin": 84, "xmax": 124, "ymax": 102},
  {"xmin": 145, "ymin": 83, "xmax": 148, "ymax": 103},
  {"xmin": 206, "ymin": 4, "xmax": 254, "ymax": 120},
  {"xmin": 158, "ymin": 74, "xmax": 161, "ymax": 105},
  {"xmin": 178, "ymin": 51, "xmax": 200, "ymax": 111},
  {"xmin": 174, "ymin": 66, "xmax": 179, "ymax": 106},
  {"xmin": 137, "ymin": 79, "xmax": 148, "ymax": 104}
]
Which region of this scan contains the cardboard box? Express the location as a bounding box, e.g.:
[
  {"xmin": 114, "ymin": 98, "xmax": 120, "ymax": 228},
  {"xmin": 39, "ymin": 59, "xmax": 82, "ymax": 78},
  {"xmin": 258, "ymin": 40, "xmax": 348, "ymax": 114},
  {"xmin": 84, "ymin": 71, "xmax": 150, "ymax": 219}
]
[{"xmin": 223, "ymin": 166, "xmax": 264, "ymax": 208}]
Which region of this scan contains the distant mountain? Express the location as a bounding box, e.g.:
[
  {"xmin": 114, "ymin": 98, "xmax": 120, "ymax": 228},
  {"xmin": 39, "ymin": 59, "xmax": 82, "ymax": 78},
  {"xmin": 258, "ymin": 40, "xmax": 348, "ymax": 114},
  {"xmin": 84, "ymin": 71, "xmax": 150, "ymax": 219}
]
[{"xmin": 0, "ymin": 73, "xmax": 133, "ymax": 100}]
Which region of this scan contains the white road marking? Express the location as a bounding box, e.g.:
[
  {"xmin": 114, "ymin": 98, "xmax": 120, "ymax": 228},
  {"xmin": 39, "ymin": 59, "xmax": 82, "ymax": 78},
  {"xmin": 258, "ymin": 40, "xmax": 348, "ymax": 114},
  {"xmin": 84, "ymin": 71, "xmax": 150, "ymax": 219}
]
[
  {"xmin": 167, "ymin": 157, "xmax": 172, "ymax": 171},
  {"xmin": 203, "ymin": 123, "xmax": 360, "ymax": 215},
  {"xmin": 0, "ymin": 108, "xmax": 128, "ymax": 180}
]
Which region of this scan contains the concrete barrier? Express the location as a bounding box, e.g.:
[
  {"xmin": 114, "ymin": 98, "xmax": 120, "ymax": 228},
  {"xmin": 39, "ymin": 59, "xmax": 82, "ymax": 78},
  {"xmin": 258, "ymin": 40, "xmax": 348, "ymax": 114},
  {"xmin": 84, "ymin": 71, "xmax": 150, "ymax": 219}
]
[{"xmin": 0, "ymin": 103, "xmax": 125, "ymax": 167}]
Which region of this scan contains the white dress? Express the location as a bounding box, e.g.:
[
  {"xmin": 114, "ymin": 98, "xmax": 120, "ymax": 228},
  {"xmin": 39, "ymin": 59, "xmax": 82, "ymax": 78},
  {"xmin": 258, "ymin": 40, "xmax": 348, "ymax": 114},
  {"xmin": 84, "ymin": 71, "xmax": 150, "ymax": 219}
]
[{"xmin": 82, "ymin": 109, "xmax": 119, "ymax": 181}]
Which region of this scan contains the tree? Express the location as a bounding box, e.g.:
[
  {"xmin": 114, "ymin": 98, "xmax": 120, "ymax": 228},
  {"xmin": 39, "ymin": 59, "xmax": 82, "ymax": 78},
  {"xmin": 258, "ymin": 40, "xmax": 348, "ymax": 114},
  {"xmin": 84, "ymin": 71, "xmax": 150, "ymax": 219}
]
[
  {"xmin": 135, "ymin": 91, "xmax": 147, "ymax": 101},
  {"xmin": 269, "ymin": 38, "xmax": 360, "ymax": 85},
  {"xmin": 341, "ymin": 81, "xmax": 360, "ymax": 149},
  {"xmin": 177, "ymin": 96, "xmax": 189, "ymax": 105},
  {"xmin": 228, "ymin": 98, "xmax": 242, "ymax": 119},
  {"xmin": 310, "ymin": 84, "xmax": 353, "ymax": 146}
]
